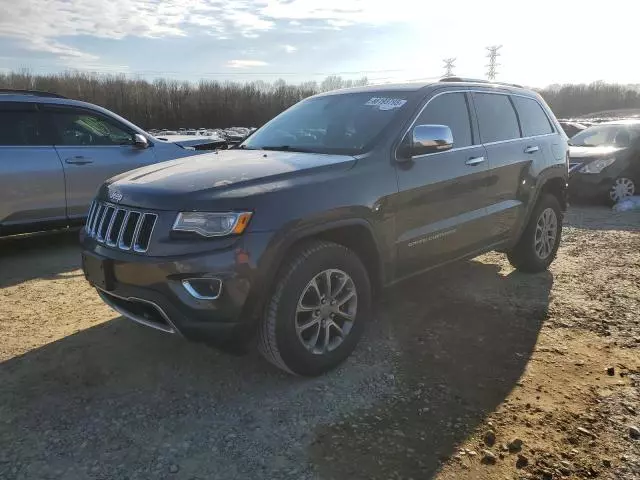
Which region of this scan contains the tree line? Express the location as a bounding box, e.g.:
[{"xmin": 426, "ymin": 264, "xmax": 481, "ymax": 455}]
[
  {"xmin": 1, "ymin": 71, "xmax": 640, "ymax": 128},
  {"xmin": 0, "ymin": 71, "xmax": 367, "ymax": 129}
]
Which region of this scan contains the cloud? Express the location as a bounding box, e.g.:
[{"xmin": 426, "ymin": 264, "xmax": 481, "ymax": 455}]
[
  {"xmin": 0, "ymin": 0, "xmax": 424, "ymax": 68},
  {"xmin": 283, "ymin": 45, "xmax": 297, "ymax": 53},
  {"xmin": 226, "ymin": 59, "xmax": 268, "ymax": 68},
  {"xmin": 0, "ymin": 0, "xmax": 275, "ymax": 65}
]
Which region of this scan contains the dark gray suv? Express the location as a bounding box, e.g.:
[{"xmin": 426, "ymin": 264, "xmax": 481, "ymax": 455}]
[{"xmin": 81, "ymin": 78, "xmax": 569, "ymax": 376}]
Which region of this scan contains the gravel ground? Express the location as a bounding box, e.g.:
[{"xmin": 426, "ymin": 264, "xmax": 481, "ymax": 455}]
[{"xmin": 0, "ymin": 205, "xmax": 638, "ymax": 480}]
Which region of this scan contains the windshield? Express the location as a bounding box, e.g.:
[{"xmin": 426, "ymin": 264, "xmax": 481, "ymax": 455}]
[
  {"xmin": 570, "ymin": 124, "xmax": 640, "ymax": 147},
  {"xmin": 240, "ymin": 91, "xmax": 411, "ymax": 155}
]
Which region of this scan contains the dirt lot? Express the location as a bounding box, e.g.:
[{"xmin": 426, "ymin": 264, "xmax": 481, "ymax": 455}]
[{"xmin": 1, "ymin": 205, "xmax": 638, "ymax": 480}]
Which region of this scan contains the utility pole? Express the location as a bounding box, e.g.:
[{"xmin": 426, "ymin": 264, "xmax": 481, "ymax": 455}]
[
  {"xmin": 486, "ymin": 45, "xmax": 502, "ymax": 80},
  {"xmin": 443, "ymin": 58, "xmax": 456, "ymax": 78}
]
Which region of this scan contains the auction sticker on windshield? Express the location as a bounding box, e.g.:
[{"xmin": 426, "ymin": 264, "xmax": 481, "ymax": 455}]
[{"xmin": 365, "ymin": 97, "xmax": 407, "ymax": 110}]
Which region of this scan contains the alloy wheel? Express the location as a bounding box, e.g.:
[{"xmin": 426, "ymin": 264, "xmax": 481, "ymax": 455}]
[
  {"xmin": 295, "ymin": 269, "xmax": 357, "ymax": 355},
  {"xmin": 534, "ymin": 207, "xmax": 558, "ymax": 260}
]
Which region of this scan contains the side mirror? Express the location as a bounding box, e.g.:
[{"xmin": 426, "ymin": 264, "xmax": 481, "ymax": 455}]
[
  {"xmin": 133, "ymin": 133, "xmax": 149, "ymax": 149},
  {"xmin": 398, "ymin": 124, "xmax": 453, "ymax": 160}
]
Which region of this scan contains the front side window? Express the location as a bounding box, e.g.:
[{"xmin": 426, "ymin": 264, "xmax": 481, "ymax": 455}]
[
  {"xmin": 51, "ymin": 109, "xmax": 134, "ymax": 146},
  {"xmin": 473, "ymin": 93, "xmax": 521, "ymax": 143},
  {"xmin": 241, "ymin": 91, "xmax": 411, "ymax": 155},
  {"xmin": 512, "ymin": 96, "xmax": 553, "ymax": 137},
  {"xmin": 0, "ymin": 104, "xmax": 49, "ymax": 146},
  {"xmin": 414, "ymin": 92, "xmax": 473, "ymax": 148}
]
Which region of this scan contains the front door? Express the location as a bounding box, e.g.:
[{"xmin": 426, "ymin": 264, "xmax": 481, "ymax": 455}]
[
  {"xmin": 394, "ymin": 91, "xmax": 490, "ymax": 279},
  {"xmin": 43, "ymin": 105, "xmax": 157, "ymax": 218}
]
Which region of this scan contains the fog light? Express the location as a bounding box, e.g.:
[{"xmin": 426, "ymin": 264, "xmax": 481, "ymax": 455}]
[{"xmin": 182, "ymin": 278, "xmax": 223, "ymax": 300}]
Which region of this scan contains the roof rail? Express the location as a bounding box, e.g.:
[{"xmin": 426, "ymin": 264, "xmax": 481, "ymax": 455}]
[
  {"xmin": 0, "ymin": 89, "xmax": 67, "ymax": 99},
  {"xmin": 439, "ymin": 77, "xmax": 523, "ymax": 89}
]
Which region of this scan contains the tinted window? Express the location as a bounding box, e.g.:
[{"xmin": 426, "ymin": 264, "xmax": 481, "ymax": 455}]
[
  {"xmin": 51, "ymin": 109, "xmax": 134, "ymax": 146},
  {"xmin": 0, "ymin": 105, "xmax": 48, "ymax": 146},
  {"xmin": 513, "ymin": 96, "xmax": 553, "ymax": 137},
  {"xmin": 473, "ymin": 93, "xmax": 520, "ymax": 143},
  {"xmin": 242, "ymin": 91, "xmax": 410, "ymax": 155},
  {"xmin": 414, "ymin": 93, "xmax": 472, "ymax": 148}
]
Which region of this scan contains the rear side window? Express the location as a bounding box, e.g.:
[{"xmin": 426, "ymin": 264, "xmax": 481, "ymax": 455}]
[
  {"xmin": 473, "ymin": 93, "xmax": 520, "ymax": 143},
  {"xmin": 414, "ymin": 92, "xmax": 472, "ymax": 148},
  {"xmin": 512, "ymin": 96, "xmax": 553, "ymax": 137},
  {"xmin": 0, "ymin": 104, "xmax": 49, "ymax": 146}
]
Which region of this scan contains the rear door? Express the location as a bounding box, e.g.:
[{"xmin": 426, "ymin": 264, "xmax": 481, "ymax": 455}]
[
  {"xmin": 471, "ymin": 92, "xmax": 547, "ymax": 241},
  {"xmin": 394, "ymin": 91, "xmax": 490, "ymax": 279},
  {"xmin": 43, "ymin": 105, "xmax": 157, "ymax": 219},
  {"xmin": 0, "ymin": 102, "xmax": 66, "ymax": 229}
]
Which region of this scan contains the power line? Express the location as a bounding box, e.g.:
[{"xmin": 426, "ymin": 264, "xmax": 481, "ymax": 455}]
[
  {"xmin": 443, "ymin": 58, "xmax": 456, "ymax": 77},
  {"xmin": 486, "ymin": 45, "xmax": 502, "ymax": 80}
]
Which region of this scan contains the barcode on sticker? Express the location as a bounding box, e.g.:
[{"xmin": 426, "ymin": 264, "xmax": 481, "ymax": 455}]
[{"xmin": 364, "ymin": 97, "xmax": 407, "ymax": 110}]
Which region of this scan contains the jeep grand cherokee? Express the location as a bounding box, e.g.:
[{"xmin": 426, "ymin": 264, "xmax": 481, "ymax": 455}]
[{"xmin": 81, "ymin": 78, "xmax": 569, "ymax": 376}]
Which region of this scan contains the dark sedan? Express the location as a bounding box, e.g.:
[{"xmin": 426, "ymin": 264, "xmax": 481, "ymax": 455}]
[
  {"xmin": 559, "ymin": 120, "xmax": 587, "ymax": 138},
  {"xmin": 568, "ymin": 120, "xmax": 640, "ymax": 204}
]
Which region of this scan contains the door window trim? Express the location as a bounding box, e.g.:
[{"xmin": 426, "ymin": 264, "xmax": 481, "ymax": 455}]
[{"xmin": 395, "ymin": 89, "xmax": 558, "ymax": 161}]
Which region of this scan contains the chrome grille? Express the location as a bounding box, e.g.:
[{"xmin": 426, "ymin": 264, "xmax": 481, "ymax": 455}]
[{"xmin": 85, "ymin": 200, "xmax": 157, "ymax": 253}]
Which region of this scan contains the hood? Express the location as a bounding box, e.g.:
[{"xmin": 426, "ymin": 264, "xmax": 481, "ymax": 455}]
[
  {"xmin": 102, "ymin": 149, "xmax": 356, "ymax": 210},
  {"xmin": 569, "ymin": 145, "xmax": 626, "ymax": 159}
]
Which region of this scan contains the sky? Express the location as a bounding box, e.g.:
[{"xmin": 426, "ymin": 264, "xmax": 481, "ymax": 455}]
[{"xmin": 1, "ymin": 0, "xmax": 639, "ymax": 88}]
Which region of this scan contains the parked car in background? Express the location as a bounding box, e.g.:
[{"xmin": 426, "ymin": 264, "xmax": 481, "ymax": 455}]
[
  {"xmin": 0, "ymin": 90, "xmax": 202, "ymax": 237},
  {"xmin": 81, "ymin": 78, "xmax": 568, "ymax": 376},
  {"xmin": 154, "ymin": 134, "xmax": 228, "ymax": 151},
  {"xmin": 559, "ymin": 120, "xmax": 587, "ymax": 138},
  {"xmin": 568, "ymin": 120, "xmax": 640, "ymax": 204}
]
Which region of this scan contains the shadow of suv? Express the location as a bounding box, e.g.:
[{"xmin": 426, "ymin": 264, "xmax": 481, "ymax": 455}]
[
  {"xmin": 81, "ymin": 78, "xmax": 569, "ymax": 376},
  {"xmin": 0, "ymin": 90, "xmax": 201, "ymax": 236}
]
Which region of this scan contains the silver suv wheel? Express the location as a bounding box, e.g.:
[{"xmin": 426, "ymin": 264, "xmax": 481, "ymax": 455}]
[
  {"xmin": 534, "ymin": 207, "xmax": 558, "ymax": 260},
  {"xmin": 295, "ymin": 269, "xmax": 357, "ymax": 354}
]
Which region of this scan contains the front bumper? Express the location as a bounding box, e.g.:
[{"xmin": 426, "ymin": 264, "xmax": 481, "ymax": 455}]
[{"xmin": 81, "ymin": 230, "xmax": 274, "ymax": 346}]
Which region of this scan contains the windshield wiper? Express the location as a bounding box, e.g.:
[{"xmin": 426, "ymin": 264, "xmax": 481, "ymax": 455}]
[{"xmin": 260, "ymin": 145, "xmax": 316, "ymax": 153}]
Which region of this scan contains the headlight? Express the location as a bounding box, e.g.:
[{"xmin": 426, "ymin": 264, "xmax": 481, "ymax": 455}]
[
  {"xmin": 579, "ymin": 157, "xmax": 616, "ymax": 174},
  {"xmin": 172, "ymin": 212, "xmax": 252, "ymax": 237}
]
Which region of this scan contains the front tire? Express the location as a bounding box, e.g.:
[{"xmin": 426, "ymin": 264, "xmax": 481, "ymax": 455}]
[
  {"xmin": 258, "ymin": 241, "xmax": 371, "ymax": 376},
  {"xmin": 608, "ymin": 176, "xmax": 636, "ymax": 205},
  {"xmin": 507, "ymin": 194, "xmax": 562, "ymax": 273}
]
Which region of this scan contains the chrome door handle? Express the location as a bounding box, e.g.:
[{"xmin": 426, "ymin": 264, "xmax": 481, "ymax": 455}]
[
  {"xmin": 65, "ymin": 156, "xmax": 93, "ymax": 165},
  {"xmin": 465, "ymin": 156, "xmax": 486, "ymax": 166},
  {"xmin": 524, "ymin": 146, "xmax": 540, "ymax": 154}
]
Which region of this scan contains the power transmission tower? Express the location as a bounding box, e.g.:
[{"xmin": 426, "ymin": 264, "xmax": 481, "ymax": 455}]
[
  {"xmin": 486, "ymin": 45, "xmax": 502, "ymax": 80},
  {"xmin": 443, "ymin": 58, "xmax": 456, "ymax": 78}
]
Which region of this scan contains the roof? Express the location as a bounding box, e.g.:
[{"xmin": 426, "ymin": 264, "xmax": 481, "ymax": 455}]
[{"xmin": 313, "ymin": 78, "xmax": 532, "ymax": 97}]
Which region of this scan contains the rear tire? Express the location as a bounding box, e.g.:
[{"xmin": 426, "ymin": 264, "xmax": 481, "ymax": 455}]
[
  {"xmin": 258, "ymin": 240, "xmax": 371, "ymax": 376},
  {"xmin": 507, "ymin": 194, "xmax": 562, "ymax": 273}
]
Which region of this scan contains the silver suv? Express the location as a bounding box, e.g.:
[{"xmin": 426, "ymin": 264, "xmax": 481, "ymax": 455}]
[{"xmin": 0, "ymin": 90, "xmax": 199, "ymax": 236}]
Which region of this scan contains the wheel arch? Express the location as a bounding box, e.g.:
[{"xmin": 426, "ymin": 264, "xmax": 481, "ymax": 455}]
[{"xmin": 247, "ymin": 219, "xmax": 385, "ymax": 321}]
